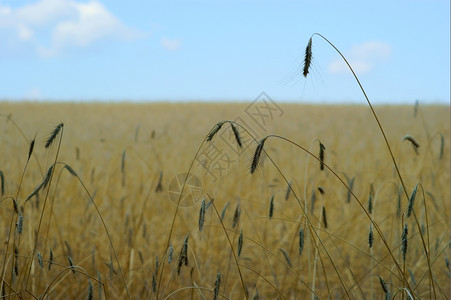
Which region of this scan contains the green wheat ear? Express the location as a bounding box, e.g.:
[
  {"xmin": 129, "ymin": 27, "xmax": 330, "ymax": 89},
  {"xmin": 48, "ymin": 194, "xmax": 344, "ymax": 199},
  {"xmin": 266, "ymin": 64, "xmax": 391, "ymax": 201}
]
[
  {"xmin": 45, "ymin": 123, "xmax": 64, "ymax": 148},
  {"xmin": 231, "ymin": 123, "xmax": 242, "ymax": 148},
  {"xmin": 303, "ymin": 37, "xmax": 313, "ymax": 77},
  {"xmin": 207, "ymin": 121, "xmax": 226, "ymax": 141},
  {"xmin": 213, "ymin": 272, "xmax": 221, "ymax": 300},
  {"xmin": 250, "ymin": 137, "xmax": 267, "ymax": 174}
]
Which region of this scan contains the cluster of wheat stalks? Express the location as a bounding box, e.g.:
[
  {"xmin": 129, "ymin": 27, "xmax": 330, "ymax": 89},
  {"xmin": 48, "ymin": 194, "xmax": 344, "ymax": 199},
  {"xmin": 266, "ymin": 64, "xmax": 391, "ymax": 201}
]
[{"xmin": 0, "ymin": 34, "xmax": 449, "ymax": 299}]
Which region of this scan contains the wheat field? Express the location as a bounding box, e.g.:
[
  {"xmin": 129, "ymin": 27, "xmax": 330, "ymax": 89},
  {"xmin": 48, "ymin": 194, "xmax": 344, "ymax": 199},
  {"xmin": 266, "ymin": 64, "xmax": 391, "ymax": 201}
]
[{"xmin": 0, "ymin": 101, "xmax": 449, "ymax": 299}]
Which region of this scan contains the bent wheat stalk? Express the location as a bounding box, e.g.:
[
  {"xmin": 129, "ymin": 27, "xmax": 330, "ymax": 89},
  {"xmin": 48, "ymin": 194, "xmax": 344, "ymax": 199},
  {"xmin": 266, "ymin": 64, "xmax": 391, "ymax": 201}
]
[
  {"xmin": 250, "ymin": 134, "xmax": 412, "ymax": 292},
  {"xmin": 304, "ymin": 33, "xmax": 410, "ymax": 201},
  {"xmin": 156, "ymin": 120, "xmax": 245, "ymax": 299}
]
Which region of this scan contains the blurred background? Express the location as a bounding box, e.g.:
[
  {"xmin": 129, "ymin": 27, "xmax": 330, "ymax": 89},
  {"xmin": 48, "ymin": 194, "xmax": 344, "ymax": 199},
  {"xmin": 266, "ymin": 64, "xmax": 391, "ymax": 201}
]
[{"xmin": 0, "ymin": 0, "xmax": 449, "ymax": 104}]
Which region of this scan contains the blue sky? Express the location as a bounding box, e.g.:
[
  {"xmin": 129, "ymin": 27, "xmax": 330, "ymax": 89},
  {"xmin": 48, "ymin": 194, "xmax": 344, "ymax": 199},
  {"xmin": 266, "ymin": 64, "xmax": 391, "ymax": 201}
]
[{"xmin": 0, "ymin": 0, "xmax": 449, "ymax": 104}]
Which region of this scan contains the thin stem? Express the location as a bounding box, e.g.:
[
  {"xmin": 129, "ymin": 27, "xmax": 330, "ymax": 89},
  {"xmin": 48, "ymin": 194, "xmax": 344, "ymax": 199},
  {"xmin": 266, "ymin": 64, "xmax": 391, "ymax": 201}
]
[
  {"xmin": 155, "ymin": 130, "xmax": 210, "ymax": 299},
  {"xmin": 266, "ymin": 134, "xmax": 412, "ymax": 291},
  {"xmin": 312, "ymin": 33, "xmax": 409, "ymax": 201},
  {"xmin": 208, "ymin": 195, "xmax": 248, "ymax": 299},
  {"xmin": 23, "ymin": 126, "xmax": 64, "ymax": 292},
  {"xmin": 65, "ymin": 163, "xmax": 131, "ymax": 299}
]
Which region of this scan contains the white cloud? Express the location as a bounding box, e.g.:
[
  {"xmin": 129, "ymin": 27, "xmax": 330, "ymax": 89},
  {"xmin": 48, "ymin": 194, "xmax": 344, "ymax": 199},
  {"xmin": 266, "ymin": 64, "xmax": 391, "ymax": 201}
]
[
  {"xmin": 0, "ymin": 0, "xmax": 141, "ymax": 58},
  {"xmin": 161, "ymin": 37, "xmax": 181, "ymax": 51},
  {"xmin": 328, "ymin": 41, "xmax": 392, "ymax": 75},
  {"xmin": 15, "ymin": 0, "xmax": 74, "ymax": 26},
  {"xmin": 18, "ymin": 24, "xmax": 33, "ymax": 41},
  {"xmin": 0, "ymin": 5, "xmax": 11, "ymax": 16}
]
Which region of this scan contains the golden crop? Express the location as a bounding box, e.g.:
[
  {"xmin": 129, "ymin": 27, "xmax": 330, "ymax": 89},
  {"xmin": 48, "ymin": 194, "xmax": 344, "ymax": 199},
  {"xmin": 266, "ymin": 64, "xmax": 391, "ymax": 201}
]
[{"xmin": 0, "ymin": 102, "xmax": 449, "ymax": 299}]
